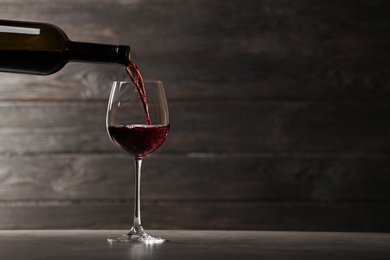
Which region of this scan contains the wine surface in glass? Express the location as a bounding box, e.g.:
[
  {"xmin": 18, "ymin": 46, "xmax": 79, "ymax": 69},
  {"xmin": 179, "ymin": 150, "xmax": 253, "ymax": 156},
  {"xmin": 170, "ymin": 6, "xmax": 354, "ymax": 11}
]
[{"xmin": 108, "ymin": 124, "xmax": 169, "ymax": 158}]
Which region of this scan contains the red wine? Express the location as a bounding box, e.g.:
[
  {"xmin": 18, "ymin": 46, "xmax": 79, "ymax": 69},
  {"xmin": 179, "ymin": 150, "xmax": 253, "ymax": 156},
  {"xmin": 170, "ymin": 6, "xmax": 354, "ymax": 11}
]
[
  {"xmin": 125, "ymin": 60, "xmax": 152, "ymax": 125},
  {"xmin": 108, "ymin": 124, "xmax": 169, "ymax": 158}
]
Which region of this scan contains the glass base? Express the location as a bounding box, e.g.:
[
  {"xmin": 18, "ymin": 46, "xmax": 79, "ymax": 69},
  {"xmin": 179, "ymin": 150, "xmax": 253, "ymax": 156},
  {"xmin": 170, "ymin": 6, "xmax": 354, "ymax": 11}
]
[
  {"xmin": 107, "ymin": 233, "xmax": 166, "ymax": 244},
  {"xmin": 107, "ymin": 225, "xmax": 166, "ymax": 244}
]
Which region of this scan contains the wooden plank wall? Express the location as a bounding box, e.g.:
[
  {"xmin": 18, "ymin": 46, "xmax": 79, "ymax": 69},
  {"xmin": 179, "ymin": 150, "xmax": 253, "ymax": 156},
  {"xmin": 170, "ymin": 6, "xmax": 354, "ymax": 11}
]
[{"xmin": 0, "ymin": 0, "xmax": 389, "ymax": 231}]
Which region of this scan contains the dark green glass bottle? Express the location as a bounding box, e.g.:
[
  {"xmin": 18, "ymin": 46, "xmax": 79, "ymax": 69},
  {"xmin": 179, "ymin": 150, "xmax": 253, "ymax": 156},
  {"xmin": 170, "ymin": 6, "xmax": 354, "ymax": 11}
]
[{"xmin": 0, "ymin": 19, "xmax": 131, "ymax": 75}]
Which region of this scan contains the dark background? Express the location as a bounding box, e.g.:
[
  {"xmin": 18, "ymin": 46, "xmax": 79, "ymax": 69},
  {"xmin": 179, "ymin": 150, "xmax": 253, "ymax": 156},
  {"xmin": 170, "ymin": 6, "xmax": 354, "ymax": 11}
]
[{"xmin": 0, "ymin": 0, "xmax": 389, "ymax": 231}]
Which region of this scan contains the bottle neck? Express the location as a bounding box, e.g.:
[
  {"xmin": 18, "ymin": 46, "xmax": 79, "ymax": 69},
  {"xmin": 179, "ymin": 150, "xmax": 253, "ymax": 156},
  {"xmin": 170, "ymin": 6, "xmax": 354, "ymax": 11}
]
[{"xmin": 66, "ymin": 41, "xmax": 131, "ymax": 65}]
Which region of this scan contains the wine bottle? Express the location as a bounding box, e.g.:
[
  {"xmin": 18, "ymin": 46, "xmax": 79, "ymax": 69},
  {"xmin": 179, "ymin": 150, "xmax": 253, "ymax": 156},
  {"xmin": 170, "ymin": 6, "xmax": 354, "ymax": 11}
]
[{"xmin": 0, "ymin": 19, "xmax": 131, "ymax": 75}]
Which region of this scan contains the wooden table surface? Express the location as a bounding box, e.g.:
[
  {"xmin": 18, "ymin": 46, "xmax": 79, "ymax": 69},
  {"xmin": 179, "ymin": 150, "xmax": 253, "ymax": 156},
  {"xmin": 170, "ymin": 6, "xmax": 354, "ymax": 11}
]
[{"xmin": 0, "ymin": 230, "xmax": 389, "ymax": 259}]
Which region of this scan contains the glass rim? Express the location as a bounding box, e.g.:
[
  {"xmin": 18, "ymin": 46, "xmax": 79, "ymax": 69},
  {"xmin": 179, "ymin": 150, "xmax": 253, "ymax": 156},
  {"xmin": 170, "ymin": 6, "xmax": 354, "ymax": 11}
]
[{"xmin": 113, "ymin": 80, "xmax": 163, "ymax": 85}]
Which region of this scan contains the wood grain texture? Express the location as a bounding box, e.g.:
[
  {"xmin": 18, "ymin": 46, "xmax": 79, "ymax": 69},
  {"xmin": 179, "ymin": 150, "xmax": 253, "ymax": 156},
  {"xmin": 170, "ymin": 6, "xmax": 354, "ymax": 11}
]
[
  {"xmin": 0, "ymin": 153, "xmax": 390, "ymax": 202},
  {"xmin": 0, "ymin": 0, "xmax": 388, "ymax": 101},
  {"xmin": 0, "ymin": 101, "xmax": 388, "ymax": 154},
  {"xmin": 0, "ymin": 202, "xmax": 389, "ymax": 232},
  {"xmin": 0, "ymin": 0, "xmax": 389, "ymax": 231}
]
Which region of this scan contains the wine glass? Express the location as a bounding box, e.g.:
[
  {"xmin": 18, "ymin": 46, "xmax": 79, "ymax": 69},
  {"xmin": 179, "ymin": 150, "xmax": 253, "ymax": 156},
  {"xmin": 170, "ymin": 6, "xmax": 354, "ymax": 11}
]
[{"xmin": 106, "ymin": 80, "xmax": 169, "ymax": 244}]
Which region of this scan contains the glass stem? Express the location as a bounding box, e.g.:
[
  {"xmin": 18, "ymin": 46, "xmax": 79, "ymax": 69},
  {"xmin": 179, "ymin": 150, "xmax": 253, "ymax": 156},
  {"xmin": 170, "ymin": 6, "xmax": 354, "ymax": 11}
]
[{"xmin": 129, "ymin": 158, "xmax": 145, "ymax": 236}]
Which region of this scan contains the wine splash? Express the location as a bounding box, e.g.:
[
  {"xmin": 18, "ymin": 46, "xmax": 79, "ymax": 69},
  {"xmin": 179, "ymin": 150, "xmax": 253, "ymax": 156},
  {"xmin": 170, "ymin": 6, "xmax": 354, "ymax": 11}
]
[{"xmin": 125, "ymin": 60, "xmax": 152, "ymax": 125}]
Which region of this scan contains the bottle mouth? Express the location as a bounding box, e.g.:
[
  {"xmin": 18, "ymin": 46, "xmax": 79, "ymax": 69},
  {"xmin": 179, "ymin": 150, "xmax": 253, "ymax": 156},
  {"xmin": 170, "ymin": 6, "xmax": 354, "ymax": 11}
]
[
  {"xmin": 118, "ymin": 45, "xmax": 131, "ymax": 65},
  {"xmin": 127, "ymin": 48, "xmax": 131, "ymax": 61}
]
